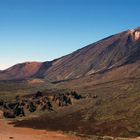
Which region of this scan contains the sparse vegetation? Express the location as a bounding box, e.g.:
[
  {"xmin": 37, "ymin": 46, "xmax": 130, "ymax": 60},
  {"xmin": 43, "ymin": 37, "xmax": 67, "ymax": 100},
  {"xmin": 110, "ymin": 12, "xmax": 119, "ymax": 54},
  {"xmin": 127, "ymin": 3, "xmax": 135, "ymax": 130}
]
[{"xmin": 0, "ymin": 77, "xmax": 138, "ymax": 138}]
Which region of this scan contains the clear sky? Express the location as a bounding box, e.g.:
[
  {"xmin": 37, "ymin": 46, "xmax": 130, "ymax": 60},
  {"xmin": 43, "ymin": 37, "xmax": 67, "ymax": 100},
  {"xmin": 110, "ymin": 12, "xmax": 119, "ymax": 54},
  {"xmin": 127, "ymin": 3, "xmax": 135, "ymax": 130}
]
[{"xmin": 0, "ymin": 0, "xmax": 140, "ymax": 70}]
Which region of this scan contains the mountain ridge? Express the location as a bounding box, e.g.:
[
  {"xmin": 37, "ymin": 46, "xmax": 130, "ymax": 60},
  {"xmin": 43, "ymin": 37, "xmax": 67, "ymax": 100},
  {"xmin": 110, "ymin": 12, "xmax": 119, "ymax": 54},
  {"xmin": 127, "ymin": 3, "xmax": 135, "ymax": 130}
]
[{"xmin": 0, "ymin": 27, "xmax": 140, "ymax": 81}]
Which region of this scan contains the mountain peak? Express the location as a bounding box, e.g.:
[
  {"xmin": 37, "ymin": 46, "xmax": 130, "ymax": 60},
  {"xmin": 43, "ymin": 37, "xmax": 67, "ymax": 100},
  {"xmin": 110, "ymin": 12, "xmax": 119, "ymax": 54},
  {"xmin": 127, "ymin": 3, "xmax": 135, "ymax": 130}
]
[
  {"xmin": 127, "ymin": 27, "xmax": 140, "ymax": 41},
  {"xmin": 134, "ymin": 26, "xmax": 140, "ymax": 31}
]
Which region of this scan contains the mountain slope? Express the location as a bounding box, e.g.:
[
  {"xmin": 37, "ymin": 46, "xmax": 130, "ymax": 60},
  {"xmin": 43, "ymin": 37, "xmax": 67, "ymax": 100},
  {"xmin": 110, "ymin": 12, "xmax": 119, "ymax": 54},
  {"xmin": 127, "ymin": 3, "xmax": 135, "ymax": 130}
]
[
  {"xmin": 0, "ymin": 62, "xmax": 42, "ymax": 80},
  {"xmin": 0, "ymin": 27, "xmax": 140, "ymax": 81},
  {"xmin": 42, "ymin": 28, "xmax": 140, "ymax": 81}
]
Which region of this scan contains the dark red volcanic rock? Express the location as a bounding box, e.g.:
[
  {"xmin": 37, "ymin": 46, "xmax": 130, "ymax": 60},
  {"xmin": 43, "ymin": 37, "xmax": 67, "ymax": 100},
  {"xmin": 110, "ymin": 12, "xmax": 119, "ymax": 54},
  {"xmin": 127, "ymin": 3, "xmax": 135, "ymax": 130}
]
[{"xmin": 0, "ymin": 27, "xmax": 140, "ymax": 81}]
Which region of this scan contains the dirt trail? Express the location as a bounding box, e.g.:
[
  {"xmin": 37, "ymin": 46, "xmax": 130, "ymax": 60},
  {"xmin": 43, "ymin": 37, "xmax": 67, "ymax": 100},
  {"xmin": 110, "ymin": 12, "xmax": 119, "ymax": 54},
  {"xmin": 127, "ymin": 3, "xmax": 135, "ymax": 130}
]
[{"xmin": 0, "ymin": 111, "xmax": 87, "ymax": 140}]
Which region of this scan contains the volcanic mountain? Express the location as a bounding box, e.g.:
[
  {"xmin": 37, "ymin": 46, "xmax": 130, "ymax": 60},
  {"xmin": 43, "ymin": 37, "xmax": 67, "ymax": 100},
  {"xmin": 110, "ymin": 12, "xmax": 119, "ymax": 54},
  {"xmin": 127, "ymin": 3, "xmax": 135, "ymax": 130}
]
[
  {"xmin": 0, "ymin": 27, "xmax": 140, "ymax": 81},
  {"xmin": 1, "ymin": 27, "xmax": 140, "ymax": 138},
  {"xmin": 0, "ymin": 62, "xmax": 42, "ymax": 80}
]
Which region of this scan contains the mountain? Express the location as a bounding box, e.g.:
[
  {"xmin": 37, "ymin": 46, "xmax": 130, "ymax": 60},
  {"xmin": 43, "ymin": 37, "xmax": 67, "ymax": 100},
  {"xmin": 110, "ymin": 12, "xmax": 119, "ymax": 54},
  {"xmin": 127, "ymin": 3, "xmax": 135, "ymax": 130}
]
[
  {"xmin": 0, "ymin": 62, "xmax": 42, "ymax": 80},
  {"xmin": 1, "ymin": 27, "xmax": 140, "ymax": 138},
  {"xmin": 0, "ymin": 27, "xmax": 140, "ymax": 81}
]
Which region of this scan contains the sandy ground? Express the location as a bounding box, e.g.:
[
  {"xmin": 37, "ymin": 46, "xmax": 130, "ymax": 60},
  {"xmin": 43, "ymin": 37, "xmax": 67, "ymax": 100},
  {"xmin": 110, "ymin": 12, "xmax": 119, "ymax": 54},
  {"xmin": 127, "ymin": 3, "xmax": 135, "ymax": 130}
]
[
  {"xmin": 0, "ymin": 111, "xmax": 87, "ymax": 140},
  {"xmin": 0, "ymin": 111, "xmax": 140, "ymax": 140}
]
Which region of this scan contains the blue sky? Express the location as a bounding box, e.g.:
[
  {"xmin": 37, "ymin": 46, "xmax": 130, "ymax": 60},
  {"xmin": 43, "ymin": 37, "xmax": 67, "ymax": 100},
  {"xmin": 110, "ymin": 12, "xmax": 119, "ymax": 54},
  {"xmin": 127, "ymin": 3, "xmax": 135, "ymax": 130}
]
[{"xmin": 0, "ymin": 0, "xmax": 140, "ymax": 70}]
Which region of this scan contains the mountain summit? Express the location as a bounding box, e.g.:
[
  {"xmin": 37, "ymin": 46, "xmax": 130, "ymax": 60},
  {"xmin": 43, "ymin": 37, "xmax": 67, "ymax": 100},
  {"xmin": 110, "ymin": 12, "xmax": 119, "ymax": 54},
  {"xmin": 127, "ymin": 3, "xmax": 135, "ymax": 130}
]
[{"xmin": 0, "ymin": 27, "xmax": 140, "ymax": 81}]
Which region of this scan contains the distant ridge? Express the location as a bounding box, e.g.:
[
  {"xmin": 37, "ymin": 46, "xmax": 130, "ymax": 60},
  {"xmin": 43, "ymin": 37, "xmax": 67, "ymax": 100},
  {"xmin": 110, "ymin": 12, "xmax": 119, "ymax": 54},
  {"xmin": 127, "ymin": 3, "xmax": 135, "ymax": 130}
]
[
  {"xmin": 0, "ymin": 62, "xmax": 42, "ymax": 80},
  {"xmin": 0, "ymin": 27, "xmax": 140, "ymax": 81}
]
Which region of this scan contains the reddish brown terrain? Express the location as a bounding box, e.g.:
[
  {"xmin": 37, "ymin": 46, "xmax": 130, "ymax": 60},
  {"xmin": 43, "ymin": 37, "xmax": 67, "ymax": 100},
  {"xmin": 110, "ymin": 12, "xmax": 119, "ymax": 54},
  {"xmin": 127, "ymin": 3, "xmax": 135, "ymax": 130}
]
[
  {"xmin": 0, "ymin": 62, "xmax": 42, "ymax": 80},
  {"xmin": 0, "ymin": 111, "xmax": 88, "ymax": 140}
]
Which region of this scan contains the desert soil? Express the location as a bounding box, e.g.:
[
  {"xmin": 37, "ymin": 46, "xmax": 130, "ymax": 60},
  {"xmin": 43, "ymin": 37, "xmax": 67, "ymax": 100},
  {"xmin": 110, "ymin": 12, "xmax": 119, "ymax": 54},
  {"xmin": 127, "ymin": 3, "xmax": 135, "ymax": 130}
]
[
  {"xmin": 0, "ymin": 111, "xmax": 140, "ymax": 140},
  {"xmin": 0, "ymin": 111, "xmax": 87, "ymax": 140}
]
